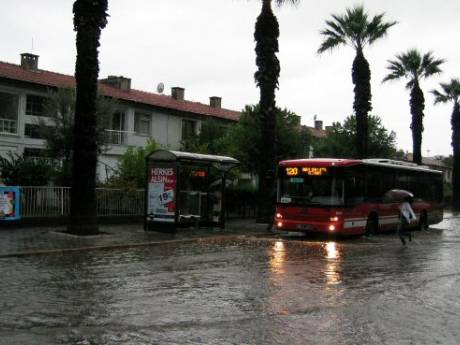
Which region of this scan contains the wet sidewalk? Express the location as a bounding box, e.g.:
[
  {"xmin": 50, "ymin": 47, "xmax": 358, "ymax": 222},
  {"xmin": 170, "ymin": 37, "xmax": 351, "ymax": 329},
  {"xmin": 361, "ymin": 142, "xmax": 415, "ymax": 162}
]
[
  {"xmin": 1, "ymin": 213, "xmax": 457, "ymax": 258},
  {"xmin": 0, "ymin": 218, "xmax": 270, "ymax": 257}
]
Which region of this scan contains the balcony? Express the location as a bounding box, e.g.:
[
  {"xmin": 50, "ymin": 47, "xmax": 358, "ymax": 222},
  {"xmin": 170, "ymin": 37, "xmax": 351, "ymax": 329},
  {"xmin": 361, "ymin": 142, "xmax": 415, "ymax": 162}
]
[
  {"xmin": 0, "ymin": 118, "xmax": 17, "ymax": 135},
  {"xmin": 103, "ymin": 129, "xmax": 129, "ymax": 145}
]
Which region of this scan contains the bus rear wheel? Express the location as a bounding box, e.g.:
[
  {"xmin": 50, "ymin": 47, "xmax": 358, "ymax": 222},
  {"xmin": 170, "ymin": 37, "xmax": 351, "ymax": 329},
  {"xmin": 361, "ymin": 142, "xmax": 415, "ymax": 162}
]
[
  {"xmin": 365, "ymin": 215, "xmax": 378, "ymax": 236},
  {"xmin": 419, "ymin": 212, "xmax": 429, "ymax": 231}
]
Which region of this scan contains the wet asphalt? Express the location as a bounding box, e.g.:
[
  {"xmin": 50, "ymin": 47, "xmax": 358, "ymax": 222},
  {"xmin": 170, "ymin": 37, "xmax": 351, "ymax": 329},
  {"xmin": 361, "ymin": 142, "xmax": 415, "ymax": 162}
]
[{"xmin": 0, "ymin": 216, "xmax": 459, "ymax": 345}]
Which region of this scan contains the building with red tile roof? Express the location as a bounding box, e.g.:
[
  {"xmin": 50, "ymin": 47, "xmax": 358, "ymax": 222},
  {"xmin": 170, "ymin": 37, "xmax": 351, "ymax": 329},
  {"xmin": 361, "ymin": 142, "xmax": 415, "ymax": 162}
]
[
  {"xmin": 0, "ymin": 53, "xmax": 240, "ymax": 180},
  {"xmin": 0, "ymin": 54, "xmax": 240, "ymax": 122},
  {"xmin": 0, "ymin": 53, "xmax": 330, "ymax": 181}
]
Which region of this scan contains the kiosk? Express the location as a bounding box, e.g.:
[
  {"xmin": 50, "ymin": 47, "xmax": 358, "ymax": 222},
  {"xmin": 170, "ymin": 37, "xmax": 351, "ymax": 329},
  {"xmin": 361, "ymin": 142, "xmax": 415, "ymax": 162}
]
[{"xmin": 145, "ymin": 149, "xmax": 239, "ymax": 231}]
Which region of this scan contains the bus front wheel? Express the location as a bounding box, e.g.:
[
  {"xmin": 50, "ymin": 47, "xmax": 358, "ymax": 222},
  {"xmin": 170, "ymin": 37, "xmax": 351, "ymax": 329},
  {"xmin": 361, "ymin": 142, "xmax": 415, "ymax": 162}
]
[{"xmin": 365, "ymin": 215, "xmax": 378, "ymax": 236}]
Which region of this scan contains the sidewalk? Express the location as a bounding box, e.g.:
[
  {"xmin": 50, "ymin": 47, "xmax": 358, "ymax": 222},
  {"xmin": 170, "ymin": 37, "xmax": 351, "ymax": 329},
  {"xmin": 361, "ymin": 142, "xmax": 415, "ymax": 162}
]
[{"xmin": 0, "ymin": 218, "xmax": 271, "ymax": 258}]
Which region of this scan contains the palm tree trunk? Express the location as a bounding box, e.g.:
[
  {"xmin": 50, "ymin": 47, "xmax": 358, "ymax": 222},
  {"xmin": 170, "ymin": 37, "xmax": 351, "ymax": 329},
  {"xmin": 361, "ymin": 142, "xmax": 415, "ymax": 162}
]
[
  {"xmin": 409, "ymin": 82, "xmax": 425, "ymax": 165},
  {"xmin": 451, "ymin": 102, "xmax": 460, "ymax": 210},
  {"xmin": 352, "ymin": 47, "xmax": 372, "ymax": 158},
  {"xmin": 254, "ymin": 0, "xmax": 279, "ymax": 222},
  {"xmin": 68, "ymin": 0, "xmax": 108, "ymax": 235}
]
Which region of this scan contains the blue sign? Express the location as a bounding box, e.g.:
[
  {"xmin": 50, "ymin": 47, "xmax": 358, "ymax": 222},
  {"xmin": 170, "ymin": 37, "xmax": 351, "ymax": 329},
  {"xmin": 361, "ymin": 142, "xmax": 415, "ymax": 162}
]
[{"xmin": 0, "ymin": 187, "xmax": 20, "ymax": 220}]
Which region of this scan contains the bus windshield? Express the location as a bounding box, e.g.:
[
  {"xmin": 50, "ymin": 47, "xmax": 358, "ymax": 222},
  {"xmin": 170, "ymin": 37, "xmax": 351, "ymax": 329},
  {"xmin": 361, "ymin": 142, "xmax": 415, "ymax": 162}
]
[{"xmin": 278, "ymin": 174, "xmax": 344, "ymax": 206}]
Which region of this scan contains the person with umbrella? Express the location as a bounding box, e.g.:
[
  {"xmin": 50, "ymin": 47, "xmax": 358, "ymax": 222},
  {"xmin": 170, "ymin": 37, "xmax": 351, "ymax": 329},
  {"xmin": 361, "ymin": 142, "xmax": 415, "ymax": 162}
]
[{"xmin": 398, "ymin": 194, "xmax": 416, "ymax": 245}]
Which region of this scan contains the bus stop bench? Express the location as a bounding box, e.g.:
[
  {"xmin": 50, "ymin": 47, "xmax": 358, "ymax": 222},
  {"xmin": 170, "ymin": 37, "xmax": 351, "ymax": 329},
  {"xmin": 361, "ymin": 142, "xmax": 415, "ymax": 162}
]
[{"xmin": 178, "ymin": 214, "xmax": 201, "ymax": 228}]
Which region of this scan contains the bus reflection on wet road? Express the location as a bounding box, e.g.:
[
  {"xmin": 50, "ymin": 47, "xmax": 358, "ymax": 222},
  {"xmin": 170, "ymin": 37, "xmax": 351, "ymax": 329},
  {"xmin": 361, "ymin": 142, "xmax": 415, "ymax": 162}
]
[{"xmin": 0, "ymin": 216, "xmax": 459, "ymax": 344}]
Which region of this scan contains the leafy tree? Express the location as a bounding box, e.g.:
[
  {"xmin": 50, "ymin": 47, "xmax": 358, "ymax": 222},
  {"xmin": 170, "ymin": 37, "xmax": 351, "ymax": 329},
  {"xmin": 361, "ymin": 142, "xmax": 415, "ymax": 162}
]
[
  {"xmin": 180, "ymin": 118, "xmax": 229, "ymax": 155},
  {"xmin": 383, "ymin": 49, "xmax": 444, "ymax": 165},
  {"xmin": 38, "ymin": 88, "xmax": 115, "ymax": 185},
  {"xmin": 254, "ymin": 0, "xmax": 299, "ymax": 222},
  {"xmin": 318, "ymin": 5, "xmax": 396, "ymax": 158},
  {"xmin": 69, "ymin": 0, "xmax": 108, "ymax": 235},
  {"xmin": 431, "ymin": 78, "xmax": 460, "ymax": 209},
  {"xmin": 0, "ymin": 152, "xmax": 54, "ymax": 186},
  {"xmin": 313, "ymin": 114, "xmax": 403, "ymax": 159},
  {"xmin": 106, "ymin": 139, "xmax": 158, "ymax": 189},
  {"xmin": 224, "ymin": 105, "xmax": 313, "ymax": 172}
]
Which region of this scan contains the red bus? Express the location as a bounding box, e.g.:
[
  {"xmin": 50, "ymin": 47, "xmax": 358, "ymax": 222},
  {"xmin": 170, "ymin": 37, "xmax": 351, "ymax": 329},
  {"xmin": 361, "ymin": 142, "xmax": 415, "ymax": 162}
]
[{"xmin": 275, "ymin": 158, "xmax": 444, "ymax": 235}]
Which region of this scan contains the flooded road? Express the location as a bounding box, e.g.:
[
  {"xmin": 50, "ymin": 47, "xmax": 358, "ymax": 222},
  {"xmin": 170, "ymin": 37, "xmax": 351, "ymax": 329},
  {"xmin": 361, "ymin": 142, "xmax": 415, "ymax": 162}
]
[{"xmin": 1, "ymin": 217, "xmax": 460, "ymax": 344}]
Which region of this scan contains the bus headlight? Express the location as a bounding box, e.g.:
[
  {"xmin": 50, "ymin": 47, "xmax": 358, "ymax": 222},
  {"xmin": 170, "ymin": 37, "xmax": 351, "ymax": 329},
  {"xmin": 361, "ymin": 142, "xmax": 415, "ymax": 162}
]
[
  {"xmin": 328, "ymin": 224, "xmax": 336, "ymax": 231},
  {"xmin": 276, "ymin": 213, "xmax": 283, "ymax": 219},
  {"xmin": 277, "ymin": 221, "xmax": 283, "ymax": 228},
  {"xmin": 330, "ymin": 216, "xmax": 339, "ymax": 222}
]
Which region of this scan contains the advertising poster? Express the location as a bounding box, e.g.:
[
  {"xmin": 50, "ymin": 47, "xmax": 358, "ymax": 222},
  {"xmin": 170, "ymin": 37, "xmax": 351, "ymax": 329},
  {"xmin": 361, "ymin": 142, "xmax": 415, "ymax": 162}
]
[
  {"xmin": 0, "ymin": 187, "xmax": 20, "ymax": 221},
  {"xmin": 148, "ymin": 166, "xmax": 176, "ymax": 222}
]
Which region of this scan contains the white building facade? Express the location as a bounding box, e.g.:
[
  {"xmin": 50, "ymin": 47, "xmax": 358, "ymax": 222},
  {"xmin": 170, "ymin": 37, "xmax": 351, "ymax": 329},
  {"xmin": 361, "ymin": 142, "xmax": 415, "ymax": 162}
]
[{"xmin": 0, "ymin": 53, "xmax": 240, "ymax": 181}]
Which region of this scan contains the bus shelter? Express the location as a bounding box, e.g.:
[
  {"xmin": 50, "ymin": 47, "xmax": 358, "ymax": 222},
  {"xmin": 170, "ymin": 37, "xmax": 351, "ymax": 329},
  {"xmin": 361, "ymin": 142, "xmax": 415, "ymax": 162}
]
[{"xmin": 145, "ymin": 149, "xmax": 239, "ymax": 231}]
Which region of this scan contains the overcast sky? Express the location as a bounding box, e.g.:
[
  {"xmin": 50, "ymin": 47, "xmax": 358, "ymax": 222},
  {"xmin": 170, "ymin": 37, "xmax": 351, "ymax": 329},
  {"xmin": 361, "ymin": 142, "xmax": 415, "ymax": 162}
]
[{"xmin": 1, "ymin": 0, "xmax": 459, "ymax": 157}]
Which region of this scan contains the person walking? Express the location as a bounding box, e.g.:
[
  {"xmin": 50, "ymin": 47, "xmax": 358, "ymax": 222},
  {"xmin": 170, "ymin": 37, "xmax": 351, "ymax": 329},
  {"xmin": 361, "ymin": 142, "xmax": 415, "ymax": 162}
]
[{"xmin": 397, "ymin": 195, "xmax": 416, "ymax": 245}]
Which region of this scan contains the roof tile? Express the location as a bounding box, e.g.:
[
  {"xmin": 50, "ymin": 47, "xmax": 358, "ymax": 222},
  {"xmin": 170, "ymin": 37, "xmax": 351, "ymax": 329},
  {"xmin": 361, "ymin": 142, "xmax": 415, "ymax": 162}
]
[{"xmin": 0, "ymin": 60, "xmax": 240, "ymax": 121}]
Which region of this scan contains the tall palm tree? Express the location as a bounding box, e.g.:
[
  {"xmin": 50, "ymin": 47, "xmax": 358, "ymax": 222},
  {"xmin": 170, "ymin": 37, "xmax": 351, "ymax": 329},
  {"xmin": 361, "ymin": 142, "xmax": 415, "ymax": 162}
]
[
  {"xmin": 254, "ymin": 0, "xmax": 298, "ymax": 222},
  {"xmin": 383, "ymin": 49, "xmax": 444, "ymax": 165},
  {"xmin": 318, "ymin": 5, "xmax": 396, "ymax": 158},
  {"xmin": 68, "ymin": 0, "xmax": 108, "ymax": 235},
  {"xmin": 431, "ymin": 79, "xmax": 460, "ymax": 210}
]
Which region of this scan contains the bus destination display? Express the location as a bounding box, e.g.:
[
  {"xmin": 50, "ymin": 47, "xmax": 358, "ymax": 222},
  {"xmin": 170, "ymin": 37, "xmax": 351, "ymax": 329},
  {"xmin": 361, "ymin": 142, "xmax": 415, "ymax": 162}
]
[{"xmin": 285, "ymin": 167, "xmax": 328, "ymax": 176}]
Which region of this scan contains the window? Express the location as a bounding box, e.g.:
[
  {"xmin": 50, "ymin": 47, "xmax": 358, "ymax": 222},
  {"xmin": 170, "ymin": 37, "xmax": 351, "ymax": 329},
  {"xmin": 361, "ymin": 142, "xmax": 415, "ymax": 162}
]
[
  {"xmin": 345, "ymin": 171, "xmax": 365, "ymax": 205},
  {"xmin": 395, "ymin": 171, "xmax": 409, "ymax": 191},
  {"xmin": 104, "ymin": 112, "xmax": 127, "ymax": 145},
  {"xmin": 0, "ymin": 91, "xmax": 19, "ymax": 134},
  {"xmin": 24, "ymin": 124, "xmax": 44, "ymax": 139},
  {"xmin": 134, "ymin": 112, "xmax": 151, "ymax": 136},
  {"xmin": 111, "ymin": 112, "xmax": 125, "ymax": 131},
  {"xmin": 26, "ymin": 95, "xmax": 47, "ymax": 116},
  {"xmin": 278, "ymin": 173, "xmax": 344, "ymax": 206},
  {"xmin": 381, "ymin": 169, "xmax": 395, "ymax": 194},
  {"xmin": 182, "ymin": 119, "xmax": 196, "ymax": 141},
  {"xmin": 365, "ymin": 170, "xmax": 383, "ymax": 201}
]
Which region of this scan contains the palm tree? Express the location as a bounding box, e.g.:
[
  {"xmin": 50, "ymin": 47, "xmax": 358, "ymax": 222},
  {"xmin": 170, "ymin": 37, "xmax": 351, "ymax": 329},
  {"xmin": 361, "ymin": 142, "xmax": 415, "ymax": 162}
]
[
  {"xmin": 254, "ymin": 0, "xmax": 298, "ymax": 222},
  {"xmin": 68, "ymin": 0, "xmax": 108, "ymax": 235},
  {"xmin": 383, "ymin": 49, "xmax": 444, "ymax": 165},
  {"xmin": 318, "ymin": 5, "xmax": 396, "ymax": 158},
  {"xmin": 431, "ymin": 79, "xmax": 460, "ymax": 210}
]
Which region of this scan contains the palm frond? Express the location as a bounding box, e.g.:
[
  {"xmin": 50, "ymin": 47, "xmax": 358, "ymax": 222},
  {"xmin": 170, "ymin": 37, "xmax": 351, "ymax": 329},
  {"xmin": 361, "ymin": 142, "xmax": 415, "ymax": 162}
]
[
  {"xmin": 325, "ymin": 19, "xmax": 345, "ymax": 37},
  {"xmin": 317, "ymin": 35, "xmax": 346, "ymax": 53},
  {"xmin": 432, "ymin": 78, "xmax": 460, "ymax": 104},
  {"xmin": 420, "ymin": 52, "xmax": 444, "ymax": 78},
  {"xmin": 383, "ymin": 49, "xmax": 444, "ymax": 89},
  {"xmin": 382, "ymin": 60, "xmax": 406, "ymax": 83},
  {"xmin": 431, "ymin": 89, "xmax": 449, "ymax": 104},
  {"xmin": 318, "ymin": 4, "xmax": 395, "ymax": 54},
  {"xmin": 273, "ymin": 0, "xmax": 299, "ymax": 7},
  {"xmin": 367, "ymin": 13, "xmax": 397, "ymax": 45}
]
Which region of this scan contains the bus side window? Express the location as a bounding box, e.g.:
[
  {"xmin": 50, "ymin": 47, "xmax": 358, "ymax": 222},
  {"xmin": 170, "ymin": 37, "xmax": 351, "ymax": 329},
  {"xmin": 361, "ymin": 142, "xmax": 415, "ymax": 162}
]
[
  {"xmin": 396, "ymin": 172, "xmax": 408, "ymax": 191},
  {"xmin": 382, "ymin": 169, "xmax": 394, "ymax": 194},
  {"xmin": 345, "ymin": 174, "xmax": 365, "ymax": 204},
  {"xmin": 366, "ymin": 171, "xmax": 382, "ymax": 202}
]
